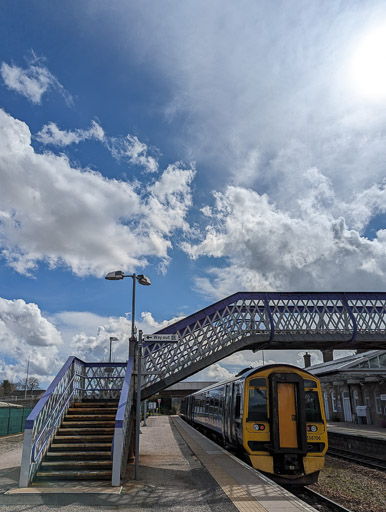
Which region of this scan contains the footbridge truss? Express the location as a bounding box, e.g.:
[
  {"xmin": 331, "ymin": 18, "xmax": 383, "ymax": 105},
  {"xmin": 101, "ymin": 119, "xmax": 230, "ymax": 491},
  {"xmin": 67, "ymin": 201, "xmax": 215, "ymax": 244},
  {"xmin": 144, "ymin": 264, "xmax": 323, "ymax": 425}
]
[{"xmin": 142, "ymin": 292, "xmax": 386, "ymax": 398}]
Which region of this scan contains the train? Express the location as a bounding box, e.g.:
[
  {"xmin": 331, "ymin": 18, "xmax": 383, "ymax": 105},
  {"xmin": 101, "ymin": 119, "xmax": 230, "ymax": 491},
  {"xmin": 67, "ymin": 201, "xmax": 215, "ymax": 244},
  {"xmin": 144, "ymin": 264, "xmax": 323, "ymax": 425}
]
[{"xmin": 180, "ymin": 364, "xmax": 328, "ymax": 485}]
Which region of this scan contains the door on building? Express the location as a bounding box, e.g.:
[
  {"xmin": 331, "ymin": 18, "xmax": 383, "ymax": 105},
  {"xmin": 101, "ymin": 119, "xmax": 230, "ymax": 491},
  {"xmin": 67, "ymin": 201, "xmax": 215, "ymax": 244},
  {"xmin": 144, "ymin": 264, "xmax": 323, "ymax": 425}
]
[
  {"xmin": 342, "ymin": 390, "xmax": 352, "ymax": 422},
  {"xmin": 323, "ymin": 391, "xmax": 330, "ymax": 421}
]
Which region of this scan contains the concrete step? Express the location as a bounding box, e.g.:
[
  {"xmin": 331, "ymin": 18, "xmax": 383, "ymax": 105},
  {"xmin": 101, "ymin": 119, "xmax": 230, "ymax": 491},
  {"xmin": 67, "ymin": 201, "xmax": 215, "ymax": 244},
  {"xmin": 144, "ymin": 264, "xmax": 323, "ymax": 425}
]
[
  {"xmin": 64, "ymin": 415, "xmax": 116, "ymax": 421},
  {"xmin": 67, "ymin": 407, "xmax": 117, "ymax": 414},
  {"xmin": 41, "ymin": 460, "xmax": 112, "ymax": 469},
  {"xmin": 57, "ymin": 428, "xmax": 115, "ymax": 435},
  {"xmin": 36, "ymin": 470, "xmax": 112, "ymax": 480},
  {"xmin": 45, "ymin": 451, "xmax": 111, "ymax": 460},
  {"xmin": 74, "ymin": 402, "xmax": 118, "ymax": 408},
  {"xmin": 53, "ymin": 435, "xmax": 113, "ymax": 443},
  {"xmin": 49, "ymin": 443, "xmax": 112, "ymax": 451},
  {"xmin": 61, "ymin": 421, "xmax": 115, "ymax": 427}
]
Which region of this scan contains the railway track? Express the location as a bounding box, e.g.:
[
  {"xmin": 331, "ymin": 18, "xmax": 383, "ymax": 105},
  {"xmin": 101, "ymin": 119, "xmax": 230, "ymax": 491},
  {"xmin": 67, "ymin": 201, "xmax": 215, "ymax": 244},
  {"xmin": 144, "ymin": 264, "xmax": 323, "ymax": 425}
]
[
  {"xmin": 287, "ymin": 486, "xmax": 354, "ymax": 512},
  {"xmin": 327, "ymin": 448, "xmax": 386, "ymax": 471}
]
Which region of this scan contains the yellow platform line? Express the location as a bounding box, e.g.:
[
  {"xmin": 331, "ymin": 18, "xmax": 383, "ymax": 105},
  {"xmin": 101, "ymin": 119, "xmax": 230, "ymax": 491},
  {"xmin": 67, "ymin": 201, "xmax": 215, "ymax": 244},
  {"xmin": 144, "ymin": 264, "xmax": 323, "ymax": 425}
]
[{"xmin": 173, "ymin": 419, "xmax": 267, "ymax": 512}]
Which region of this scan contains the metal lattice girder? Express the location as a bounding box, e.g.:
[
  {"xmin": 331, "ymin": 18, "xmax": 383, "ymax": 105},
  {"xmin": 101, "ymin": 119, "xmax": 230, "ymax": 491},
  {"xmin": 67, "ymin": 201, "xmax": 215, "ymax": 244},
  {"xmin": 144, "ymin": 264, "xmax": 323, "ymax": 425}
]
[{"xmin": 142, "ymin": 292, "xmax": 386, "ymax": 398}]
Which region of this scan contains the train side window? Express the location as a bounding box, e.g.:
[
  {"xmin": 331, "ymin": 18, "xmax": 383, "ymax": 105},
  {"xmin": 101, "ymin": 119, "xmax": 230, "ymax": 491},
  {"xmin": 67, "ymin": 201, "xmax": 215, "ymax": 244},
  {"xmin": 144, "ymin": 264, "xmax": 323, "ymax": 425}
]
[
  {"xmin": 304, "ymin": 379, "xmax": 317, "ymax": 388},
  {"xmin": 235, "ymin": 394, "xmax": 241, "ymax": 419},
  {"xmin": 305, "ymin": 390, "xmax": 322, "ymax": 422},
  {"xmin": 247, "ymin": 388, "xmax": 267, "ymax": 421}
]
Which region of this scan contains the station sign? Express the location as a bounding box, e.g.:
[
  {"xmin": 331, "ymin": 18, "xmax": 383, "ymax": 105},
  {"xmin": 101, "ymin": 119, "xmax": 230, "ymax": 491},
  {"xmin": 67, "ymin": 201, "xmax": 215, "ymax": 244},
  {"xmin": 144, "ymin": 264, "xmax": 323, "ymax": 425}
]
[{"xmin": 143, "ymin": 334, "xmax": 180, "ymax": 343}]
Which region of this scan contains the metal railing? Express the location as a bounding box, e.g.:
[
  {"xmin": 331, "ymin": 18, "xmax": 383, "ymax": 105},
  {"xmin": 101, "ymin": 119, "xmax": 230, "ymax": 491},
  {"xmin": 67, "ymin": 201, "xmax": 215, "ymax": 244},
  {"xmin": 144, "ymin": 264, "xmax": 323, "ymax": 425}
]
[
  {"xmin": 142, "ymin": 292, "xmax": 386, "ymax": 398},
  {"xmin": 112, "ymin": 357, "xmax": 135, "ymax": 485},
  {"xmin": 19, "ymin": 357, "xmax": 128, "ymax": 487}
]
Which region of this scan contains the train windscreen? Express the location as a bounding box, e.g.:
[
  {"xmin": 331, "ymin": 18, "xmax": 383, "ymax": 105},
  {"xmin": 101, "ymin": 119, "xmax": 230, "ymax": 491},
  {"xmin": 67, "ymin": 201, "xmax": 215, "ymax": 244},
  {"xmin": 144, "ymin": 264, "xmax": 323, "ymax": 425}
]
[
  {"xmin": 247, "ymin": 388, "xmax": 267, "ymax": 421},
  {"xmin": 305, "ymin": 390, "xmax": 322, "ymax": 422}
]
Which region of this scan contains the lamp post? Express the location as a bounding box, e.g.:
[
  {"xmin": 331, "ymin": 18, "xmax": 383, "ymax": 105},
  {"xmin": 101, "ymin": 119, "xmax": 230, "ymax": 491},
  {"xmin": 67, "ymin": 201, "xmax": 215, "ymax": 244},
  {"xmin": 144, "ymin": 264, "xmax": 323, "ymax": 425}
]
[
  {"xmin": 109, "ymin": 337, "xmax": 118, "ymax": 363},
  {"xmin": 105, "ymin": 270, "xmax": 151, "ymax": 480}
]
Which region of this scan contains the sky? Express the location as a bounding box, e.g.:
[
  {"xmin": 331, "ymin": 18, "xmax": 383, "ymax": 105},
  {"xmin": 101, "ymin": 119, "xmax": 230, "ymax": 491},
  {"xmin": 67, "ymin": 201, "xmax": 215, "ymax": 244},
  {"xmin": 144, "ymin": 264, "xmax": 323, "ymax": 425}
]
[{"xmin": 1, "ymin": 0, "xmax": 386, "ymax": 387}]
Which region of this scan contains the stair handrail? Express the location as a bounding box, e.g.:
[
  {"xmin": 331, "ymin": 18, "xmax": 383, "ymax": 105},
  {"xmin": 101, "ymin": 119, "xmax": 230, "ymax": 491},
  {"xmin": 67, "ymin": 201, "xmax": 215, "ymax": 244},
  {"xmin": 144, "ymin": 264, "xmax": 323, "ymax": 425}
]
[
  {"xmin": 31, "ymin": 372, "xmax": 78, "ymax": 463},
  {"xmin": 19, "ymin": 356, "xmax": 84, "ymax": 487},
  {"xmin": 112, "ymin": 356, "xmax": 134, "ymax": 486}
]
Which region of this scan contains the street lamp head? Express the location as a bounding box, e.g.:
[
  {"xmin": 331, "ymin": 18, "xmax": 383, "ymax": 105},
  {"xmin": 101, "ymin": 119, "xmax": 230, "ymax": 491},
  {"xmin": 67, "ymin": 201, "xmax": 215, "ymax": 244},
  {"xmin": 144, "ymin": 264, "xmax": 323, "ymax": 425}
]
[
  {"xmin": 105, "ymin": 270, "xmax": 125, "ymax": 280},
  {"xmin": 136, "ymin": 274, "xmax": 151, "ymax": 286}
]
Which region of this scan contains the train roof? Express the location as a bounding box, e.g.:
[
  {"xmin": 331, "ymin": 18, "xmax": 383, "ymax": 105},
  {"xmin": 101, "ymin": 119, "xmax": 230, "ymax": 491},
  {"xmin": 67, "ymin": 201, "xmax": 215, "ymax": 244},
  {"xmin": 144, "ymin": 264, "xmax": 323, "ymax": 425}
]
[{"xmin": 190, "ymin": 363, "xmax": 316, "ymax": 395}]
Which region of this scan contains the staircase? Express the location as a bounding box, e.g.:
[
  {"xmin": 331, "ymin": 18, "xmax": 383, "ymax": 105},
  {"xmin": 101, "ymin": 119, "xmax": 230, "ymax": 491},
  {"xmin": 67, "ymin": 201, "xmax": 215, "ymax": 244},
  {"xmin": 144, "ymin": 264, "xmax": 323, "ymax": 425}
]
[{"xmin": 34, "ymin": 400, "xmax": 118, "ymax": 482}]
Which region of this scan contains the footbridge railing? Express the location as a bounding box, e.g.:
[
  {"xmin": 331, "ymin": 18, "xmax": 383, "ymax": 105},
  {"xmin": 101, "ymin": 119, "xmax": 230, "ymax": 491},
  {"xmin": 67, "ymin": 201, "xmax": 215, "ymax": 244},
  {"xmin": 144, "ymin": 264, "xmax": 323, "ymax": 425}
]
[
  {"xmin": 19, "ymin": 357, "xmax": 130, "ymax": 487},
  {"xmin": 142, "ymin": 292, "xmax": 386, "ymax": 398},
  {"xmin": 112, "ymin": 356, "xmax": 135, "ymax": 486}
]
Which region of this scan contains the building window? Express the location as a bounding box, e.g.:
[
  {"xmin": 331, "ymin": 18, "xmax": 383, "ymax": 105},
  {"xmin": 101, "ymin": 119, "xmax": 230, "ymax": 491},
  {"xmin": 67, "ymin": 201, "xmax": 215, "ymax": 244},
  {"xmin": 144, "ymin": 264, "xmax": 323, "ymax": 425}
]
[
  {"xmin": 364, "ymin": 389, "xmax": 370, "ymax": 408},
  {"xmin": 379, "ymin": 353, "xmax": 386, "ymax": 367},
  {"xmin": 331, "ymin": 391, "xmax": 337, "ymax": 412},
  {"xmin": 375, "ymin": 392, "xmax": 382, "ymax": 414},
  {"xmin": 353, "ymin": 390, "xmax": 360, "ymax": 410}
]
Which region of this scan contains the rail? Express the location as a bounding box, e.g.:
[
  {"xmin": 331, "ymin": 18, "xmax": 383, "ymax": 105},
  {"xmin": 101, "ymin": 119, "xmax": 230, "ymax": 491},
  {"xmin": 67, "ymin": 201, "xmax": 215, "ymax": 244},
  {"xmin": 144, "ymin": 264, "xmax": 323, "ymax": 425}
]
[{"xmin": 19, "ymin": 358, "xmax": 126, "ymax": 487}]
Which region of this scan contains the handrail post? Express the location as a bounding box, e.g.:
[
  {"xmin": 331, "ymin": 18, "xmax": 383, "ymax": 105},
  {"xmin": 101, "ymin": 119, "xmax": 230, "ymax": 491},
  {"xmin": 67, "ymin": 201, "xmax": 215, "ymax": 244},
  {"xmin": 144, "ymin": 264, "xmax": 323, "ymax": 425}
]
[
  {"xmin": 112, "ymin": 428, "xmax": 123, "ymax": 486},
  {"xmin": 19, "ymin": 428, "xmax": 33, "ymax": 487}
]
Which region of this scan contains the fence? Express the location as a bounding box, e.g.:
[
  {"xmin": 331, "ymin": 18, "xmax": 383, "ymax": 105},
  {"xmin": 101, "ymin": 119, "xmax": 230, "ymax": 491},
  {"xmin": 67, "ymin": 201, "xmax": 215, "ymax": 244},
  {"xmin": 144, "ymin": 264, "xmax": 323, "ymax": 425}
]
[{"xmin": 0, "ymin": 405, "xmax": 33, "ymax": 436}]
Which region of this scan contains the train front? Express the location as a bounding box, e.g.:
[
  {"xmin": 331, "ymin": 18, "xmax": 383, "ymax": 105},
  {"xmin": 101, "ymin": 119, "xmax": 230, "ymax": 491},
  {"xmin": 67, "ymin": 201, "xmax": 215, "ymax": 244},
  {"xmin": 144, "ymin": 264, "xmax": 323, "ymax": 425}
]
[{"xmin": 243, "ymin": 365, "xmax": 327, "ymax": 485}]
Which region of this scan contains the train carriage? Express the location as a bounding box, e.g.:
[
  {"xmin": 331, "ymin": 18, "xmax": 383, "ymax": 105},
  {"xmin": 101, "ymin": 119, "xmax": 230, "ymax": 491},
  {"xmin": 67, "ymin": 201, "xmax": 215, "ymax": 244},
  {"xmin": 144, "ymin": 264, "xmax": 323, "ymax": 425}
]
[{"xmin": 180, "ymin": 364, "xmax": 328, "ymax": 485}]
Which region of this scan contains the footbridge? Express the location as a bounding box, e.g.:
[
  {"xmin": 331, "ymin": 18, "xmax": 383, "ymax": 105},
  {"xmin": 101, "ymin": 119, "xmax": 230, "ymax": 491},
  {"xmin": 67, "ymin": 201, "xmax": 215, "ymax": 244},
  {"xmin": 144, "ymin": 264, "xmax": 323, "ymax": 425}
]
[
  {"xmin": 142, "ymin": 292, "xmax": 386, "ymax": 398},
  {"xmin": 19, "ymin": 291, "xmax": 386, "ymax": 487}
]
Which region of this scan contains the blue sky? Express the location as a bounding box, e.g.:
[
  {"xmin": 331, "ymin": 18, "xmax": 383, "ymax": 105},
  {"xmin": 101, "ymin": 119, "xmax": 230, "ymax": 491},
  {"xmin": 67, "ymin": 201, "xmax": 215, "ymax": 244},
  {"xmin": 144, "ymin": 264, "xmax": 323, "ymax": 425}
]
[{"xmin": 1, "ymin": 1, "xmax": 386, "ymax": 386}]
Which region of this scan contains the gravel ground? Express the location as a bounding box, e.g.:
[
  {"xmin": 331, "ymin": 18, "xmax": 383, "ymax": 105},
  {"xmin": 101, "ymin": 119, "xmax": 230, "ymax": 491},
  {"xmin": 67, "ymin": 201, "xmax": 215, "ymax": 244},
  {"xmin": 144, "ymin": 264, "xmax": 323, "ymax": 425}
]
[
  {"xmin": 309, "ymin": 455, "xmax": 386, "ymax": 512},
  {"xmin": 0, "ymin": 434, "xmax": 23, "ymax": 493}
]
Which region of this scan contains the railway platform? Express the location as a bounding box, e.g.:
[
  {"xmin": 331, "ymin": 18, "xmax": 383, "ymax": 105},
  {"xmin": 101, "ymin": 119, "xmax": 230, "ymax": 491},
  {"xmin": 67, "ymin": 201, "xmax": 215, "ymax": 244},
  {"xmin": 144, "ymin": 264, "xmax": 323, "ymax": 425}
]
[
  {"xmin": 327, "ymin": 421, "xmax": 386, "ymax": 441},
  {"xmin": 327, "ymin": 421, "xmax": 386, "ymax": 463},
  {"xmin": 1, "ymin": 415, "xmax": 318, "ymax": 511}
]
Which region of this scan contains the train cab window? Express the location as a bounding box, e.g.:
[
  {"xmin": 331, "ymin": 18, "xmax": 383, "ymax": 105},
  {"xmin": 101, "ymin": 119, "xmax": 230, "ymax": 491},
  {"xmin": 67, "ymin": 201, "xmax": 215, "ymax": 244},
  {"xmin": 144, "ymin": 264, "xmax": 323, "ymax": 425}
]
[
  {"xmin": 304, "ymin": 379, "xmax": 317, "ymax": 388},
  {"xmin": 305, "ymin": 390, "xmax": 322, "ymax": 422},
  {"xmin": 249, "ymin": 378, "xmax": 266, "ymax": 387},
  {"xmin": 247, "ymin": 388, "xmax": 267, "ymax": 421}
]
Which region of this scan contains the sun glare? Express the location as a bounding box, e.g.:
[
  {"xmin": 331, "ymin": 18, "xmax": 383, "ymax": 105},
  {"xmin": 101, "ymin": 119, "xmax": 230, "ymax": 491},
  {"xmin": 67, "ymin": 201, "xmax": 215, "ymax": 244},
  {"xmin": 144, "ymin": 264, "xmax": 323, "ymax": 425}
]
[{"xmin": 349, "ymin": 23, "xmax": 386, "ymax": 101}]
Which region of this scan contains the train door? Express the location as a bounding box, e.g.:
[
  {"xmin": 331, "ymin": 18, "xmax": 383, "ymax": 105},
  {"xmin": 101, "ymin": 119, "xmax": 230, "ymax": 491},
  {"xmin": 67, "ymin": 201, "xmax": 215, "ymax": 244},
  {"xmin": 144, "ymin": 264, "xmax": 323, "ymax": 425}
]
[
  {"xmin": 231, "ymin": 382, "xmax": 242, "ymax": 442},
  {"xmin": 278, "ymin": 382, "xmax": 298, "ymax": 448},
  {"xmin": 224, "ymin": 383, "xmax": 231, "ymax": 442},
  {"xmin": 269, "ymin": 373, "xmax": 307, "ymax": 453}
]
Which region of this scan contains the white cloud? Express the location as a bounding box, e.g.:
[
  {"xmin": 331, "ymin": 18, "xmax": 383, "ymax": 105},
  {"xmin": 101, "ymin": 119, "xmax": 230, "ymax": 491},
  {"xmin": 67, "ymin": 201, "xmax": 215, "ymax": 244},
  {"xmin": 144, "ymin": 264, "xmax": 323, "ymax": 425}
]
[
  {"xmin": 108, "ymin": 134, "xmax": 159, "ymax": 173},
  {"xmin": 183, "ymin": 183, "xmax": 386, "ymax": 298},
  {"xmin": 59, "ymin": 310, "xmax": 185, "ymax": 363},
  {"xmin": 36, "ymin": 121, "xmax": 104, "ymax": 146},
  {"xmin": 0, "ymin": 109, "xmax": 195, "ymax": 276},
  {"xmin": 36, "ymin": 121, "xmax": 160, "ymax": 174},
  {"xmin": 0, "ymin": 297, "xmax": 62, "ymax": 382},
  {"xmin": 1, "ymin": 54, "xmax": 72, "ymax": 105},
  {"xmin": 189, "ymin": 363, "xmax": 233, "ymax": 382}
]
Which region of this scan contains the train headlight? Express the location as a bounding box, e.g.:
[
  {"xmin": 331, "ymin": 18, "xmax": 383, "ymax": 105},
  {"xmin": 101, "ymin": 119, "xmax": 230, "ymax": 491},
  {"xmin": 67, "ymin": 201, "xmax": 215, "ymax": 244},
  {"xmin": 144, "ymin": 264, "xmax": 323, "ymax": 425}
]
[{"xmin": 307, "ymin": 425, "xmax": 317, "ymax": 432}]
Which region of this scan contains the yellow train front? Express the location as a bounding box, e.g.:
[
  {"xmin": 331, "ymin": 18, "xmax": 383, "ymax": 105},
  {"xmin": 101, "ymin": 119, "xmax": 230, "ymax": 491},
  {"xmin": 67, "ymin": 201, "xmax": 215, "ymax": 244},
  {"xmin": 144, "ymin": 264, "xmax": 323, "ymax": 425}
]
[{"xmin": 180, "ymin": 364, "xmax": 328, "ymax": 485}]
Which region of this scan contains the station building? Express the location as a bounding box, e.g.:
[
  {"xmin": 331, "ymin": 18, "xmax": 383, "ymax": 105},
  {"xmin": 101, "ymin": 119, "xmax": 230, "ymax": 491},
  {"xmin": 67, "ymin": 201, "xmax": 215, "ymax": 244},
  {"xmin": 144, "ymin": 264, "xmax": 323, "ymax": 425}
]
[{"xmin": 307, "ymin": 350, "xmax": 386, "ymax": 426}]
